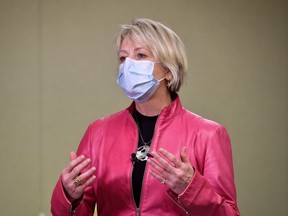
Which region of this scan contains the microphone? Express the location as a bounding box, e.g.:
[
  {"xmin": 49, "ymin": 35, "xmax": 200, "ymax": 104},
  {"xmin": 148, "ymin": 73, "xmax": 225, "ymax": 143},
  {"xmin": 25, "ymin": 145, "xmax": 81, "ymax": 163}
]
[{"xmin": 131, "ymin": 153, "xmax": 138, "ymax": 163}]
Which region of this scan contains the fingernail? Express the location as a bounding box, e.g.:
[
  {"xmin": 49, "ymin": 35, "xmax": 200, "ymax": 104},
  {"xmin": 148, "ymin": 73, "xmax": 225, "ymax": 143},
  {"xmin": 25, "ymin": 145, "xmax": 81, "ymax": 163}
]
[{"xmin": 147, "ymin": 153, "xmax": 154, "ymax": 158}]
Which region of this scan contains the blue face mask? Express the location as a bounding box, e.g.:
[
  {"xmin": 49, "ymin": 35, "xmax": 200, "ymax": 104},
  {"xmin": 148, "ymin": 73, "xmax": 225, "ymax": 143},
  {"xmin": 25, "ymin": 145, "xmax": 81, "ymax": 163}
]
[{"xmin": 117, "ymin": 58, "xmax": 165, "ymax": 102}]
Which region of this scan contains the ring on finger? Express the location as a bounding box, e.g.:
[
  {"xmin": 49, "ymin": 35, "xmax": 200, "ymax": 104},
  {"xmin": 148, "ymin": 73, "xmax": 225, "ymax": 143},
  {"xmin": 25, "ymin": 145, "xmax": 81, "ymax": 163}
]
[
  {"xmin": 73, "ymin": 177, "xmax": 82, "ymax": 186},
  {"xmin": 161, "ymin": 178, "xmax": 167, "ymax": 184}
]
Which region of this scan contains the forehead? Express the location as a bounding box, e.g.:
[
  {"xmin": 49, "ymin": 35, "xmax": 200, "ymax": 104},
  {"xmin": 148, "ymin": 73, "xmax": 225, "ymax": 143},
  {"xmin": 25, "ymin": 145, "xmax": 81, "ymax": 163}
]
[{"xmin": 120, "ymin": 35, "xmax": 149, "ymax": 51}]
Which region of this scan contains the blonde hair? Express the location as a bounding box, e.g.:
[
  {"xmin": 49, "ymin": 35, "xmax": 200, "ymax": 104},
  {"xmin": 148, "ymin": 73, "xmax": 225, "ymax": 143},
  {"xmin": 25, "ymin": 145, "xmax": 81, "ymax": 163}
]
[{"xmin": 114, "ymin": 18, "xmax": 188, "ymax": 93}]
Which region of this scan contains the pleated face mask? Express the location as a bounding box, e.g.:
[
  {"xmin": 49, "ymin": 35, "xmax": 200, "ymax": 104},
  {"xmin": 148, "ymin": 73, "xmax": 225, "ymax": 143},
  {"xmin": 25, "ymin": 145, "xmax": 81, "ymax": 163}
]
[{"xmin": 117, "ymin": 58, "xmax": 165, "ymax": 102}]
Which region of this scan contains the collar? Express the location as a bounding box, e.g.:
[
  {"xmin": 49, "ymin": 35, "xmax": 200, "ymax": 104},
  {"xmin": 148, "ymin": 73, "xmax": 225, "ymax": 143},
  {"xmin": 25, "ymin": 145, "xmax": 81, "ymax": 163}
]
[{"xmin": 127, "ymin": 93, "xmax": 183, "ymax": 120}]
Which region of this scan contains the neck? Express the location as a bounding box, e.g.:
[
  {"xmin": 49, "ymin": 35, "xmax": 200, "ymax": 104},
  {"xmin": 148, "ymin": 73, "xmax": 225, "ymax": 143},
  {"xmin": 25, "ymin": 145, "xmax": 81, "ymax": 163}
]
[{"xmin": 135, "ymin": 89, "xmax": 172, "ymax": 116}]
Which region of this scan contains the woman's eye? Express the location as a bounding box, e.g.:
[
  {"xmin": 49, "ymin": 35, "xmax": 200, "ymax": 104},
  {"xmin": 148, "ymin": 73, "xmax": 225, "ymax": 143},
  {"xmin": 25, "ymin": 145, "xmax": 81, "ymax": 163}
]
[
  {"xmin": 119, "ymin": 56, "xmax": 126, "ymax": 63},
  {"xmin": 137, "ymin": 53, "xmax": 147, "ymax": 59}
]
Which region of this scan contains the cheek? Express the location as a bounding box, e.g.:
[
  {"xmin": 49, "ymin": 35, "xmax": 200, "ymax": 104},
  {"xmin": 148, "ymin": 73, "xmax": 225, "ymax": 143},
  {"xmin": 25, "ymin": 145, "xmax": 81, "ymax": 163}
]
[{"xmin": 153, "ymin": 65, "xmax": 167, "ymax": 79}]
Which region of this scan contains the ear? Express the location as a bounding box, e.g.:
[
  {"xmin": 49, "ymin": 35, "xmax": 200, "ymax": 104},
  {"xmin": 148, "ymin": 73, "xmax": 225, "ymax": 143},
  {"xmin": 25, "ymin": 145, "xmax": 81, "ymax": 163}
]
[{"xmin": 165, "ymin": 71, "xmax": 172, "ymax": 81}]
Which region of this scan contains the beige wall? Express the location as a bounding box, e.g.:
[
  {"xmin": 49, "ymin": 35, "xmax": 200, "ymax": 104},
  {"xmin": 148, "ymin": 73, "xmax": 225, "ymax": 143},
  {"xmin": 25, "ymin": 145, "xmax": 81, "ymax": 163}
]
[{"xmin": 0, "ymin": 0, "xmax": 287, "ymax": 215}]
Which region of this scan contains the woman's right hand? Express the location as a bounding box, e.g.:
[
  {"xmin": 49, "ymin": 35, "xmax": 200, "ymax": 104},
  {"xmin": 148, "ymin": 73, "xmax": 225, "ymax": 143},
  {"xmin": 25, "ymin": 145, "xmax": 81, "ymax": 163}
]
[{"xmin": 61, "ymin": 152, "xmax": 96, "ymax": 202}]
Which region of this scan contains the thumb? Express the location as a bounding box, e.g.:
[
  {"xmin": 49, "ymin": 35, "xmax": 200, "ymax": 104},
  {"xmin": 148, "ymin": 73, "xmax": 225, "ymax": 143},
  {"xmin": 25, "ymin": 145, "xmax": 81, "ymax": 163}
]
[
  {"xmin": 69, "ymin": 151, "xmax": 77, "ymax": 161},
  {"xmin": 180, "ymin": 146, "xmax": 189, "ymax": 164}
]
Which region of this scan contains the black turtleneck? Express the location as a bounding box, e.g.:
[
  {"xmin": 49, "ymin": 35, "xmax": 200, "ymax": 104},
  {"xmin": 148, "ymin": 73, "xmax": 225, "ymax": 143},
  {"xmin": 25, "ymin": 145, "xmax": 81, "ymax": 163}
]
[{"xmin": 132, "ymin": 109, "xmax": 158, "ymax": 208}]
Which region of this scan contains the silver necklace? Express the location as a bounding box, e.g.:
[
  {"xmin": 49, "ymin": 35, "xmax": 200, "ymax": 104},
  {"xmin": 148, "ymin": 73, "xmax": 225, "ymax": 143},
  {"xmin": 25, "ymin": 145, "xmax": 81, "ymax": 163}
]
[{"xmin": 134, "ymin": 112, "xmax": 153, "ymax": 161}]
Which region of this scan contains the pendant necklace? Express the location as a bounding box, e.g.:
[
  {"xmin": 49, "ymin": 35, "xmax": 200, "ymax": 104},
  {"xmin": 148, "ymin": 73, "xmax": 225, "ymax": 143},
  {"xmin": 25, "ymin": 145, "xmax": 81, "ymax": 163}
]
[{"xmin": 134, "ymin": 112, "xmax": 153, "ymax": 162}]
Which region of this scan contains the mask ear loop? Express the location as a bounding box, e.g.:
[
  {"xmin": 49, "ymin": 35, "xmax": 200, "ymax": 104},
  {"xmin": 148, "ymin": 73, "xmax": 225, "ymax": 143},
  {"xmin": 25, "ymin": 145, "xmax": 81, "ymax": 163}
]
[
  {"xmin": 157, "ymin": 77, "xmax": 166, "ymax": 82},
  {"xmin": 154, "ymin": 61, "xmax": 171, "ymax": 83}
]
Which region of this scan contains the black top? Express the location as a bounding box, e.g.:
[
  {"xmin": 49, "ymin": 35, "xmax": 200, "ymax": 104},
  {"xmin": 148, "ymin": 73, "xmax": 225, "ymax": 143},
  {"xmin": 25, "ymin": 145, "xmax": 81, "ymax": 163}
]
[{"xmin": 132, "ymin": 109, "xmax": 158, "ymax": 208}]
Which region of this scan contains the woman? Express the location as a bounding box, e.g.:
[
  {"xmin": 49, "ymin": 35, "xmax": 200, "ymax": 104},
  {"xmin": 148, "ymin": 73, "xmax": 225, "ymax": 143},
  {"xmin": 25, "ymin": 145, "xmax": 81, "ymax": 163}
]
[{"xmin": 51, "ymin": 18, "xmax": 240, "ymax": 216}]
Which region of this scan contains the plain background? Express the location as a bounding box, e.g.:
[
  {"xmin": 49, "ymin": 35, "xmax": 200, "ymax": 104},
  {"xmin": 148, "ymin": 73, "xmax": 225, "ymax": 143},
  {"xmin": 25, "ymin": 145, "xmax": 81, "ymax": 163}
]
[{"xmin": 0, "ymin": 0, "xmax": 287, "ymax": 215}]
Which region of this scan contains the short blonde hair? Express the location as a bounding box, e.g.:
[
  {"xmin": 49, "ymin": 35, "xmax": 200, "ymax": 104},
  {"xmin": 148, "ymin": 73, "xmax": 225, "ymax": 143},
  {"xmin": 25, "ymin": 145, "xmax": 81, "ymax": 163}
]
[{"xmin": 114, "ymin": 18, "xmax": 188, "ymax": 93}]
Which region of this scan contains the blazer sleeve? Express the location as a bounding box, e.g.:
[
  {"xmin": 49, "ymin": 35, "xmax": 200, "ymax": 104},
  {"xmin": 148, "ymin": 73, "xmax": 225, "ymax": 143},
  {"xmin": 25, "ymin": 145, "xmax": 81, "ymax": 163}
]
[
  {"xmin": 167, "ymin": 125, "xmax": 240, "ymax": 216},
  {"xmin": 51, "ymin": 124, "xmax": 96, "ymax": 216}
]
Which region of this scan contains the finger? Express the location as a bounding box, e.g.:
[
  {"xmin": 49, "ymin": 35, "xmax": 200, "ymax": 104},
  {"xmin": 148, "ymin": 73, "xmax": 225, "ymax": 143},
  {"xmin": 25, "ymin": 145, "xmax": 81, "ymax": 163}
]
[
  {"xmin": 150, "ymin": 151, "xmax": 175, "ymax": 173},
  {"xmin": 159, "ymin": 148, "xmax": 182, "ymax": 168},
  {"xmin": 78, "ymin": 167, "xmax": 96, "ymax": 184},
  {"xmin": 71, "ymin": 166, "xmax": 96, "ymax": 189},
  {"xmin": 63, "ymin": 155, "xmax": 86, "ymax": 175},
  {"xmin": 78, "ymin": 175, "xmax": 96, "ymax": 190},
  {"xmin": 180, "ymin": 146, "xmax": 189, "ymax": 164},
  {"xmin": 149, "ymin": 169, "xmax": 168, "ymax": 185},
  {"xmin": 70, "ymin": 158, "xmax": 92, "ymax": 178},
  {"xmin": 70, "ymin": 151, "xmax": 77, "ymax": 161},
  {"xmin": 147, "ymin": 158, "xmax": 169, "ymax": 176}
]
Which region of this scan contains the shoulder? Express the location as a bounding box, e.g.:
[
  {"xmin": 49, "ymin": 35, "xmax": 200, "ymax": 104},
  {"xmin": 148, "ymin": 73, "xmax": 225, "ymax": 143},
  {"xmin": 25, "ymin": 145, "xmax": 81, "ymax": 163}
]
[
  {"xmin": 175, "ymin": 96, "xmax": 222, "ymax": 130},
  {"xmin": 182, "ymin": 108, "xmax": 222, "ymax": 129},
  {"xmin": 181, "ymin": 108, "xmax": 230, "ymax": 142},
  {"xmin": 88, "ymin": 107, "xmax": 131, "ymax": 130}
]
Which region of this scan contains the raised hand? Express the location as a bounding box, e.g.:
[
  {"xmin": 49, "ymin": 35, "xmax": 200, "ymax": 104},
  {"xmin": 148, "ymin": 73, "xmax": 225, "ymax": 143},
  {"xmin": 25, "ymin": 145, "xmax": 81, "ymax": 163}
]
[
  {"xmin": 61, "ymin": 152, "xmax": 96, "ymax": 202},
  {"xmin": 148, "ymin": 146, "xmax": 194, "ymax": 194}
]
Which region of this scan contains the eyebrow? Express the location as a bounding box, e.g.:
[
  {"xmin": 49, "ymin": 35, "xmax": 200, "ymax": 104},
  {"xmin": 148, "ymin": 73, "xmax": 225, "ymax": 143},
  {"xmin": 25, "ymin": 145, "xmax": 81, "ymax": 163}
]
[{"xmin": 119, "ymin": 47, "xmax": 149, "ymax": 53}]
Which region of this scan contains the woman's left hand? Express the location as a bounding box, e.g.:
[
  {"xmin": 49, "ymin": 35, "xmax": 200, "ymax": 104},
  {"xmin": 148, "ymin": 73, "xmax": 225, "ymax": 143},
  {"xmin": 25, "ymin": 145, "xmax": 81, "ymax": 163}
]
[{"xmin": 147, "ymin": 146, "xmax": 194, "ymax": 195}]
